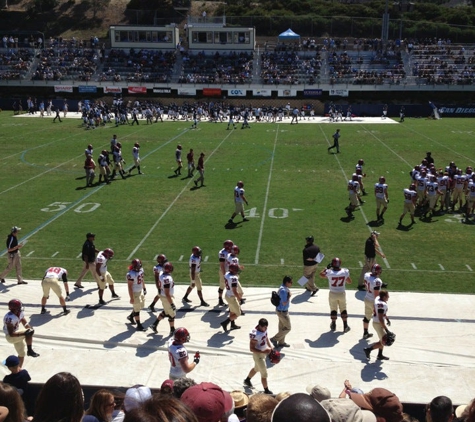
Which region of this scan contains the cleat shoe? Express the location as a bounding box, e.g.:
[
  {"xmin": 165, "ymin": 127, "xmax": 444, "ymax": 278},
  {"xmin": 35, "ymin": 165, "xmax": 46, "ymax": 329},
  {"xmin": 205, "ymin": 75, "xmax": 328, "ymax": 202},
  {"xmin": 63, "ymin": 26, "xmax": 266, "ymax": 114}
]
[
  {"xmin": 0, "ymin": 279, "xmax": 4, "ymax": 283},
  {"xmin": 148, "ymin": 305, "xmax": 155, "ymax": 312},
  {"xmin": 136, "ymin": 324, "xmax": 146, "ymax": 332},
  {"xmin": 17, "ymin": 281, "xmax": 28, "ymax": 285},
  {"xmin": 169, "ymin": 327, "xmax": 175, "ymax": 336},
  {"xmin": 62, "ymin": 309, "xmax": 71, "ymax": 316},
  {"xmin": 364, "ymin": 347, "xmax": 372, "ymax": 359},
  {"xmin": 244, "ymin": 378, "xmax": 253, "ymax": 388},
  {"xmin": 182, "ymin": 297, "xmax": 192, "ymax": 303},
  {"xmin": 230, "ymin": 324, "xmax": 241, "ymax": 330},
  {"xmin": 99, "ymin": 299, "xmax": 106, "ymax": 305},
  {"xmin": 330, "ymin": 322, "xmax": 336, "ymax": 331},
  {"xmin": 377, "ymin": 355, "xmax": 390, "ymax": 360},
  {"xmin": 111, "ymin": 293, "xmax": 120, "ymax": 299},
  {"xmin": 363, "ymin": 333, "xmax": 373, "ymax": 339},
  {"xmin": 344, "ymin": 326, "xmax": 351, "ymax": 333},
  {"xmin": 311, "ymin": 289, "xmax": 319, "ymax": 297},
  {"xmin": 127, "ymin": 315, "xmax": 136, "ymax": 325},
  {"xmin": 279, "ymin": 342, "xmax": 290, "ymax": 347},
  {"xmin": 41, "ymin": 308, "xmax": 47, "ymax": 314},
  {"xmin": 27, "ymin": 350, "xmax": 40, "ymax": 358},
  {"xmin": 264, "ymin": 389, "xmax": 273, "ymax": 395},
  {"xmin": 242, "ymin": 218, "xmax": 249, "ymax": 222},
  {"xmin": 151, "ymin": 323, "xmax": 158, "ymax": 333},
  {"xmin": 74, "ymin": 284, "xmax": 84, "ymax": 289},
  {"xmin": 200, "ymin": 301, "xmax": 210, "ymax": 307},
  {"xmin": 220, "ymin": 321, "xmax": 229, "ymax": 332},
  {"xmin": 218, "ymin": 298, "xmax": 225, "ymax": 306},
  {"xmin": 270, "ymin": 338, "xmax": 277, "ymax": 347},
  {"xmin": 194, "ymin": 180, "xmax": 198, "ymax": 187},
  {"xmin": 228, "ymin": 219, "xmax": 234, "ymax": 224}
]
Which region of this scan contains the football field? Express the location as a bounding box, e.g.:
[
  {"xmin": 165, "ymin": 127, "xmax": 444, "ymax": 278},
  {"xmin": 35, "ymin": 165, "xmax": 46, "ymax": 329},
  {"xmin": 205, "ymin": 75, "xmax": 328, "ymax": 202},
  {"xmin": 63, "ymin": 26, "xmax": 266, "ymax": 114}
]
[{"xmin": 1, "ymin": 112, "xmax": 474, "ymax": 294}]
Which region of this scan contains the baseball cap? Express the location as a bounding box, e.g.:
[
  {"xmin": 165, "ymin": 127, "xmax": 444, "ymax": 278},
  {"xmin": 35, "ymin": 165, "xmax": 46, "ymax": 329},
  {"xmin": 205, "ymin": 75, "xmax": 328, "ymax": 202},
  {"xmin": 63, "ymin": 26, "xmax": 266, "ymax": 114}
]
[
  {"xmin": 160, "ymin": 379, "xmax": 174, "ymax": 392},
  {"xmin": 306, "ymin": 384, "xmax": 331, "ymax": 402},
  {"xmin": 305, "ymin": 235, "xmax": 314, "ymax": 242},
  {"xmin": 123, "ymin": 385, "xmax": 152, "ymax": 412},
  {"xmin": 181, "ymin": 382, "xmax": 227, "ymax": 422},
  {"xmin": 230, "ymin": 390, "xmax": 249, "ymax": 409},
  {"xmin": 11, "ymin": 226, "xmax": 21, "ymax": 233},
  {"xmin": 86, "ymin": 232, "xmax": 95, "ymax": 238},
  {"xmin": 371, "ymin": 231, "xmax": 380, "ymax": 237},
  {"xmin": 321, "ymin": 398, "xmax": 376, "ymax": 422},
  {"xmin": 272, "ymin": 393, "xmax": 331, "ymax": 422},
  {"xmin": 350, "ymin": 388, "xmax": 403, "ymax": 422},
  {"xmin": 3, "ymin": 355, "xmax": 20, "ymax": 367}
]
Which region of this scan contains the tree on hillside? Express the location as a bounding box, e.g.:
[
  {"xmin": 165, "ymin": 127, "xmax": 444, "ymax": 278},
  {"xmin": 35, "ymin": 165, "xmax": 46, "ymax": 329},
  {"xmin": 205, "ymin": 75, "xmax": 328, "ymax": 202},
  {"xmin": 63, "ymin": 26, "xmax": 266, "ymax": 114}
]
[{"xmin": 84, "ymin": 0, "xmax": 111, "ymax": 19}]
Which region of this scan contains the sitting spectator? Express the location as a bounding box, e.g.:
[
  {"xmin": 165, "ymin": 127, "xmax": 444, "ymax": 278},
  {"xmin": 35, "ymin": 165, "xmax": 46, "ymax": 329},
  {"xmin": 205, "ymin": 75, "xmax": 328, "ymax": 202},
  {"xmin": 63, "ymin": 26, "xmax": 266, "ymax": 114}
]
[
  {"xmin": 455, "ymin": 399, "xmax": 474, "ymax": 422},
  {"xmin": 84, "ymin": 389, "xmax": 117, "ymax": 422},
  {"xmin": 2, "ymin": 355, "xmax": 30, "ymax": 397},
  {"xmin": 271, "ymin": 393, "xmax": 330, "ymax": 422},
  {"xmin": 321, "ymin": 398, "xmax": 376, "ymax": 422},
  {"xmin": 426, "ymin": 395, "xmax": 453, "ymax": 422},
  {"xmin": 0, "ymin": 382, "xmax": 28, "ymax": 422},
  {"xmin": 306, "ymin": 384, "xmax": 331, "ymax": 402},
  {"xmin": 173, "ymin": 377, "xmax": 197, "ymax": 399},
  {"xmin": 230, "ymin": 390, "xmax": 249, "ymax": 421},
  {"xmin": 161, "ymin": 379, "xmax": 174, "ymax": 395},
  {"xmin": 123, "ymin": 385, "xmax": 152, "ymax": 413},
  {"xmin": 33, "ymin": 372, "xmax": 84, "ymax": 422},
  {"xmin": 123, "ymin": 395, "xmax": 198, "ymax": 422},
  {"xmin": 349, "ymin": 387, "xmax": 405, "ymax": 422},
  {"xmin": 247, "ymin": 393, "xmax": 278, "ymax": 422}
]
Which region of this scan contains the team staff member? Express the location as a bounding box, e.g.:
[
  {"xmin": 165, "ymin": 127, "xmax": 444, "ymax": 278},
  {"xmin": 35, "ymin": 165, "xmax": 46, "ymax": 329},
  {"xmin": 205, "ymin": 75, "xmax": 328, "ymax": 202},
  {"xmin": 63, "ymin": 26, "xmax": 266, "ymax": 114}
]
[
  {"xmin": 357, "ymin": 231, "xmax": 386, "ymax": 291},
  {"xmin": 319, "ymin": 258, "xmax": 352, "ymax": 333},
  {"xmin": 302, "ymin": 235, "xmax": 320, "ymax": 296},
  {"xmin": 126, "ymin": 259, "xmax": 146, "ymax": 332},
  {"xmin": 75, "ymin": 232, "xmax": 99, "ymax": 289},
  {"xmin": 364, "ymin": 290, "xmax": 392, "ymax": 361},
  {"xmin": 0, "ymin": 227, "xmax": 26, "ymax": 285},
  {"xmin": 167, "ymin": 327, "xmax": 200, "ymax": 380},
  {"xmin": 229, "ymin": 181, "xmax": 249, "ymax": 224},
  {"xmin": 40, "ymin": 267, "xmax": 71, "ymax": 316},
  {"xmin": 194, "ymin": 153, "xmax": 205, "ymax": 188},
  {"xmin": 327, "ymin": 128, "xmax": 341, "ymax": 153},
  {"xmin": 182, "ymin": 246, "xmax": 209, "ymax": 307},
  {"xmin": 94, "ymin": 248, "xmax": 119, "ymax": 305},
  {"xmin": 3, "ymin": 299, "xmax": 39, "ymax": 367},
  {"xmin": 244, "ymin": 318, "xmax": 274, "ymax": 395},
  {"xmin": 270, "ymin": 276, "xmax": 293, "ymax": 348}
]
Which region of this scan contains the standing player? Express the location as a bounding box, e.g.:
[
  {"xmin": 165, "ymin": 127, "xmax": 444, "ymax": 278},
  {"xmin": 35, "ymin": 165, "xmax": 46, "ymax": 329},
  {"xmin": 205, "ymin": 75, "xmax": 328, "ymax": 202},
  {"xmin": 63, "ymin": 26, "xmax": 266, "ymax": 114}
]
[
  {"xmin": 174, "ymin": 145, "xmax": 183, "ymax": 176},
  {"xmin": 218, "ymin": 240, "xmax": 233, "ymax": 306},
  {"xmin": 85, "ymin": 144, "xmax": 93, "ymax": 158},
  {"xmin": 301, "ymin": 235, "xmax": 321, "ymax": 296},
  {"xmin": 346, "ymin": 174, "xmax": 360, "ymax": 218},
  {"xmin": 270, "ymin": 275, "xmax": 293, "ymax": 348},
  {"xmin": 190, "ymin": 108, "xmax": 199, "ymax": 129},
  {"xmin": 182, "ymin": 246, "xmax": 209, "ymax": 307},
  {"xmin": 97, "ymin": 150, "xmax": 111, "ymax": 185},
  {"xmin": 111, "ymin": 144, "xmax": 127, "ymax": 180},
  {"xmin": 399, "ymin": 183, "xmax": 417, "ymax": 226},
  {"xmin": 243, "ymin": 318, "xmax": 274, "ymax": 395},
  {"xmin": 319, "ymin": 258, "xmax": 352, "ymax": 333},
  {"xmin": 241, "ymin": 109, "xmax": 251, "ymax": 129},
  {"xmin": 227, "ymin": 109, "xmax": 237, "ymax": 130},
  {"xmin": 3, "ymin": 299, "xmax": 39, "ymax": 367},
  {"xmin": 364, "ymin": 290, "xmax": 392, "ymax": 361},
  {"xmin": 149, "ymin": 254, "xmax": 167, "ymax": 312},
  {"xmin": 345, "ymin": 105, "xmax": 352, "ymax": 121},
  {"xmin": 328, "ymin": 129, "xmax": 341, "ymax": 154},
  {"xmin": 151, "ymin": 262, "xmax": 177, "ymax": 337},
  {"xmin": 220, "ymin": 263, "xmax": 242, "ymax": 332},
  {"xmin": 126, "ymin": 258, "xmax": 147, "ymax": 331},
  {"xmin": 362, "ymin": 264, "xmax": 383, "ymax": 339},
  {"xmin": 375, "ymin": 176, "xmax": 389, "ymax": 222},
  {"xmin": 186, "ymin": 148, "xmax": 195, "ymax": 178},
  {"xmin": 225, "ymin": 244, "xmax": 246, "ymax": 305},
  {"xmin": 84, "ymin": 154, "xmax": 96, "ymax": 187},
  {"xmin": 193, "ymin": 153, "xmax": 205, "ymax": 188},
  {"xmin": 382, "ymin": 104, "xmax": 388, "ymax": 119},
  {"xmin": 465, "ymin": 174, "xmax": 475, "ymax": 221},
  {"xmin": 400, "ymin": 106, "xmax": 405, "ymax": 122},
  {"xmin": 357, "ymin": 231, "xmax": 386, "ymax": 291},
  {"xmin": 452, "ymin": 169, "xmax": 467, "ymax": 212},
  {"xmin": 94, "ymin": 248, "xmax": 119, "ymax": 305},
  {"xmin": 425, "ymin": 175, "xmax": 442, "ymax": 218},
  {"xmin": 228, "ymin": 181, "xmax": 249, "ymax": 224},
  {"xmin": 437, "ymin": 170, "xmax": 450, "ymax": 213},
  {"xmin": 167, "ymin": 327, "xmax": 200, "ymax": 380},
  {"xmin": 110, "ymin": 134, "xmax": 118, "ymax": 154},
  {"xmin": 128, "ymin": 142, "xmax": 143, "ymax": 175},
  {"xmin": 40, "ymin": 267, "xmax": 71, "ymax": 316},
  {"xmin": 415, "ymin": 170, "xmax": 428, "ymax": 208}
]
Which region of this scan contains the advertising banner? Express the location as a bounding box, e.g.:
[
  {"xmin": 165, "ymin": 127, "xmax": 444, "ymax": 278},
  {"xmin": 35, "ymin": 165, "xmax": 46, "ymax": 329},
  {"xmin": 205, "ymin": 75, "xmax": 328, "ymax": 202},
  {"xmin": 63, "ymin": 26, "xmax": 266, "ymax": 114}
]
[
  {"xmin": 78, "ymin": 85, "xmax": 97, "ymax": 93},
  {"xmin": 104, "ymin": 86, "xmax": 123, "ymax": 94},
  {"xmin": 203, "ymin": 88, "xmax": 222, "ymax": 97},
  {"xmin": 54, "ymin": 85, "xmax": 73, "ymax": 93},
  {"xmin": 178, "ymin": 88, "xmax": 197, "ymax": 96},
  {"xmin": 329, "ymin": 89, "xmax": 349, "ymax": 97},
  {"xmin": 277, "ymin": 89, "xmax": 296, "ymax": 97},
  {"xmin": 153, "ymin": 87, "xmax": 172, "ymax": 94},
  {"xmin": 253, "ymin": 89, "xmax": 272, "ymax": 97},
  {"xmin": 303, "ymin": 89, "xmax": 323, "ymax": 97},
  {"xmin": 128, "ymin": 86, "xmax": 147, "ymax": 94},
  {"xmin": 227, "ymin": 88, "xmax": 246, "ymax": 97}
]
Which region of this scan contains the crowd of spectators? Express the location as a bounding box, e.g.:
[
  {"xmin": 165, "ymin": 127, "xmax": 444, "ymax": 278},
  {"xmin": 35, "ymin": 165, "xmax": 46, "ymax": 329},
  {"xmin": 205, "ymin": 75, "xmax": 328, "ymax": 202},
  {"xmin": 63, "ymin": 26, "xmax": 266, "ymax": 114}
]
[
  {"xmin": 178, "ymin": 51, "xmax": 253, "ymax": 84},
  {"xmin": 0, "ymin": 49, "xmax": 34, "ymax": 80}
]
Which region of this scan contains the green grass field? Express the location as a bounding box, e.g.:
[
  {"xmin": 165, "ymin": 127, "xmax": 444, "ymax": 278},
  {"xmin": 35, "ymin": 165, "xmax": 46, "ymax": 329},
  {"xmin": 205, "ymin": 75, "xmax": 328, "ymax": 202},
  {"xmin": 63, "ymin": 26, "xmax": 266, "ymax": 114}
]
[{"xmin": 1, "ymin": 113, "xmax": 474, "ymax": 294}]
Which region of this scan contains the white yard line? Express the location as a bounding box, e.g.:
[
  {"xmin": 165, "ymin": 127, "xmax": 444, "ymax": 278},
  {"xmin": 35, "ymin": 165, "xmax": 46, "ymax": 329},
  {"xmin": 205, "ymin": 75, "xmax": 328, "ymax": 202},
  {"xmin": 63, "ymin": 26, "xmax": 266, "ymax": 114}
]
[{"xmin": 254, "ymin": 126, "xmax": 280, "ymax": 264}]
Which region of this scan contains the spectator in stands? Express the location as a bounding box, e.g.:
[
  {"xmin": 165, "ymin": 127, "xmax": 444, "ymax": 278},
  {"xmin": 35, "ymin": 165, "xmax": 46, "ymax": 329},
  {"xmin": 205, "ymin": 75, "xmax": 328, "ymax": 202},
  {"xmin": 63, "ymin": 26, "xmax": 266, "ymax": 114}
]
[
  {"xmin": 33, "ymin": 372, "xmax": 84, "ymax": 422},
  {"xmin": 181, "ymin": 382, "xmax": 232, "ymax": 422},
  {"xmin": 173, "ymin": 377, "xmax": 197, "ymax": 399},
  {"xmin": 84, "ymin": 389, "xmax": 116, "ymax": 422},
  {"xmin": 2, "ymin": 355, "xmax": 31, "ymax": 397},
  {"xmin": 246, "ymin": 393, "xmax": 278, "ymax": 422},
  {"xmin": 123, "ymin": 395, "xmax": 198, "ymax": 422},
  {"xmin": 321, "ymin": 398, "xmax": 376, "ymax": 422},
  {"xmin": 123, "ymin": 385, "xmax": 152, "ymax": 414},
  {"xmin": 426, "ymin": 396, "xmax": 454, "ymax": 422},
  {"xmin": 271, "ymin": 393, "xmax": 330, "ymax": 422},
  {"xmin": 455, "ymin": 399, "xmax": 474, "ymax": 421},
  {"xmin": 0, "ymin": 382, "xmax": 28, "ymax": 422},
  {"xmin": 349, "ymin": 387, "xmax": 404, "ymax": 422}
]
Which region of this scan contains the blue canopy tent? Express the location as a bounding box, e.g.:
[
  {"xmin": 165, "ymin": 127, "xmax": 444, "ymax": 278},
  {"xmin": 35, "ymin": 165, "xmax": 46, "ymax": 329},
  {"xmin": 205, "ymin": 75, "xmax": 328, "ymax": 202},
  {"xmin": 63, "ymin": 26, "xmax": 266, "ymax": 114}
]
[{"xmin": 278, "ymin": 28, "xmax": 300, "ymax": 42}]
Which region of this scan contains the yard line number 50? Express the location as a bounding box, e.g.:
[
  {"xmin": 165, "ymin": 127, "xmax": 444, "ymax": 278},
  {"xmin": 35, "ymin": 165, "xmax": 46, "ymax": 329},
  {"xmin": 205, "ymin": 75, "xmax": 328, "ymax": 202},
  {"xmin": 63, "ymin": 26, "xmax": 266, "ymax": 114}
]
[{"xmin": 41, "ymin": 202, "xmax": 100, "ymax": 213}]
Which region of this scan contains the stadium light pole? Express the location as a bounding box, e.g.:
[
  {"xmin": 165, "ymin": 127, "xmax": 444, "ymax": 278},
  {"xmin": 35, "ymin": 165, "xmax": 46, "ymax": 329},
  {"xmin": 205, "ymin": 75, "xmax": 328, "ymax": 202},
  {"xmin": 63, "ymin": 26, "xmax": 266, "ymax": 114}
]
[{"xmin": 382, "ymin": 0, "xmax": 389, "ymax": 46}]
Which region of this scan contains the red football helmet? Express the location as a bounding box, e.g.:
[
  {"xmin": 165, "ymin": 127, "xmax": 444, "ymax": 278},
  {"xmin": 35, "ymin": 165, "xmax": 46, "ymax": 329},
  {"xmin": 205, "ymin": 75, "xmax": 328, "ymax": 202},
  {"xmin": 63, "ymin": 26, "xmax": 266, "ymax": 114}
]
[
  {"xmin": 358, "ymin": 159, "xmax": 365, "ymax": 166},
  {"xmin": 331, "ymin": 257, "xmax": 341, "ymax": 270},
  {"xmin": 229, "ymin": 263, "xmax": 240, "ymax": 274},
  {"xmin": 409, "ymin": 183, "xmax": 416, "ymax": 191},
  {"xmin": 131, "ymin": 258, "xmax": 142, "ymax": 271},
  {"xmin": 231, "ymin": 245, "xmax": 240, "ymax": 255},
  {"xmin": 103, "ymin": 248, "xmax": 114, "ymax": 259},
  {"xmin": 163, "ymin": 262, "xmax": 174, "ymax": 273},
  {"xmin": 192, "ymin": 246, "xmax": 202, "ymax": 256},
  {"xmin": 8, "ymin": 299, "xmax": 23, "ymax": 317},
  {"xmin": 116, "ymin": 142, "xmax": 122, "ymax": 148},
  {"xmin": 379, "ymin": 176, "xmax": 386, "ymax": 184},
  {"xmin": 371, "ymin": 264, "xmax": 382, "ymax": 276},
  {"xmin": 237, "ymin": 181, "xmax": 244, "ymax": 188},
  {"xmin": 174, "ymin": 327, "xmax": 190, "ymax": 344},
  {"xmin": 269, "ymin": 349, "xmax": 281, "ymax": 364},
  {"xmin": 102, "ymin": 150, "xmax": 108, "ymax": 155},
  {"xmin": 223, "ymin": 239, "xmax": 234, "ymax": 252},
  {"xmin": 134, "ymin": 142, "xmax": 140, "ymax": 148},
  {"xmin": 414, "ymin": 165, "xmax": 421, "ymax": 172},
  {"xmin": 466, "ymin": 167, "xmax": 473, "ymax": 175},
  {"xmin": 156, "ymin": 254, "xmax": 167, "ymax": 264}
]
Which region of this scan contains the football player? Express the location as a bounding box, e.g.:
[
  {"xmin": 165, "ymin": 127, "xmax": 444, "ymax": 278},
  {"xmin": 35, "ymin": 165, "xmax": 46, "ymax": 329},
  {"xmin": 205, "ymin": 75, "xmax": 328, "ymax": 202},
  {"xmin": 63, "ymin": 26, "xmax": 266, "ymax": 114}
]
[
  {"xmin": 364, "ymin": 290, "xmax": 392, "ymax": 361},
  {"xmin": 399, "ymin": 183, "xmax": 417, "ymax": 226},
  {"xmin": 111, "ymin": 144, "xmax": 126, "ymax": 180},
  {"xmin": 319, "ymin": 258, "xmax": 352, "ymax": 333},
  {"xmin": 220, "ymin": 263, "xmax": 242, "ymax": 332},
  {"xmin": 465, "ymin": 174, "xmax": 475, "ymax": 221},
  {"xmin": 84, "ymin": 154, "xmax": 96, "ymax": 188},
  {"xmin": 3, "ymin": 299, "xmax": 39, "ymax": 367},
  {"xmin": 94, "ymin": 248, "xmax": 119, "ymax": 305},
  {"xmin": 182, "ymin": 246, "xmax": 209, "ymax": 307},
  {"xmin": 218, "ymin": 240, "xmax": 233, "ymax": 306},
  {"xmin": 415, "ymin": 170, "xmax": 428, "ymax": 208},
  {"xmin": 149, "ymin": 254, "xmax": 167, "ymax": 312},
  {"xmin": 193, "ymin": 152, "xmax": 205, "ymax": 188},
  {"xmin": 229, "ymin": 181, "xmax": 249, "ymax": 224},
  {"xmin": 128, "ymin": 142, "xmax": 143, "ymax": 175},
  {"xmin": 126, "ymin": 258, "xmax": 147, "ymax": 331},
  {"xmin": 186, "ymin": 148, "xmax": 195, "ymax": 178},
  {"xmin": 374, "ymin": 176, "xmax": 389, "ymax": 221},
  {"xmin": 174, "ymin": 145, "xmax": 182, "ymax": 176},
  {"xmin": 362, "ymin": 264, "xmax": 383, "ymax": 339},
  {"xmin": 225, "ymin": 245, "xmax": 245, "ymax": 304},
  {"xmin": 437, "ymin": 170, "xmax": 451, "ymax": 212},
  {"xmin": 425, "ymin": 175, "xmax": 443, "ymax": 218},
  {"xmin": 151, "ymin": 262, "xmax": 176, "ymax": 337},
  {"xmin": 452, "ymin": 169, "xmax": 467, "ymax": 212},
  {"xmin": 346, "ymin": 174, "xmax": 360, "ymax": 218},
  {"xmin": 167, "ymin": 327, "xmax": 199, "ymax": 380},
  {"xmin": 97, "ymin": 150, "xmax": 111, "ymax": 185},
  {"xmin": 40, "ymin": 267, "xmax": 71, "ymax": 316}
]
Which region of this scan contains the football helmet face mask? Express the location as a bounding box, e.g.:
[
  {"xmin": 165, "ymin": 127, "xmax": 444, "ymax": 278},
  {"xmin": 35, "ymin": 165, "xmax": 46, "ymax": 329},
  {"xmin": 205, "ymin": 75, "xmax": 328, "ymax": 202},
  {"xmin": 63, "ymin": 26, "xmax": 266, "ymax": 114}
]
[
  {"xmin": 231, "ymin": 245, "xmax": 240, "ymax": 255},
  {"xmin": 163, "ymin": 262, "xmax": 174, "ymax": 273},
  {"xmin": 229, "ymin": 263, "xmax": 240, "ymax": 274},
  {"xmin": 409, "ymin": 183, "xmax": 416, "ymax": 191},
  {"xmin": 358, "ymin": 159, "xmax": 365, "ymax": 166},
  {"xmin": 331, "ymin": 257, "xmax": 341, "ymax": 270},
  {"xmin": 174, "ymin": 327, "xmax": 190, "ymax": 344},
  {"xmin": 134, "ymin": 142, "xmax": 140, "ymax": 148},
  {"xmin": 131, "ymin": 258, "xmax": 142, "ymax": 271},
  {"xmin": 223, "ymin": 240, "xmax": 234, "ymax": 252},
  {"xmin": 192, "ymin": 246, "xmax": 202, "ymax": 256},
  {"xmin": 269, "ymin": 349, "xmax": 281, "ymax": 364},
  {"xmin": 237, "ymin": 181, "xmax": 244, "ymax": 188},
  {"xmin": 371, "ymin": 264, "xmax": 382, "ymax": 276},
  {"xmin": 156, "ymin": 254, "xmax": 167, "ymax": 265},
  {"xmin": 8, "ymin": 299, "xmax": 23, "ymax": 317},
  {"xmin": 103, "ymin": 248, "xmax": 114, "ymax": 259},
  {"xmin": 379, "ymin": 176, "xmax": 386, "ymax": 184}
]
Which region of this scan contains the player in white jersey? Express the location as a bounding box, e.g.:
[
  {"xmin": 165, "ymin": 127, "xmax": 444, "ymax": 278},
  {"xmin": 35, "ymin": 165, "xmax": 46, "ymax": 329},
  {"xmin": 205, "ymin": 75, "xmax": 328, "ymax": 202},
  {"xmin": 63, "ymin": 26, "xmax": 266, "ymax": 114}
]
[
  {"xmin": 243, "ymin": 318, "xmax": 274, "ymax": 395},
  {"xmin": 85, "ymin": 144, "xmax": 93, "ymax": 158},
  {"xmin": 220, "ymin": 264, "xmax": 242, "ymax": 332},
  {"xmin": 182, "ymin": 246, "xmax": 209, "ymax": 306},
  {"xmin": 415, "ymin": 171, "xmax": 428, "ymax": 207},
  {"xmin": 40, "ymin": 267, "xmax": 71, "ymax": 316},
  {"xmin": 111, "ymin": 143, "xmax": 126, "ymax": 180},
  {"xmin": 346, "ymin": 174, "xmax": 360, "ymax": 218},
  {"xmin": 437, "ymin": 170, "xmax": 451, "ymax": 212},
  {"xmin": 425, "ymin": 175, "xmax": 442, "ymax": 218},
  {"xmin": 218, "ymin": 240, "xmax": 233, "ymax": 306},
  {"xmin": 452, "ymin": 169, "xmax": 467, "ymax": 211},
  {"xmin": 229, "ymin": 181, "xmax": 249, "ymax": 224},
  {"xmin": 362, "ymin": 264, "xmax": 383, "ymax": 339},
  {"xmin": 149, "ymin": 254, "xmax": 167, "ymax": 312},
  {"xmin": 225, "ymin": 245, "xmax": 245, "ymax": 304},
  {"xmin": 399, "ymin": 184, "xmax": 417, "ymax": 226},
  {"xmin": 465, "ymin": 174, "xmax": 475, "ymax": 220},
  {"xmin": 319, "ymin": 258, "xmax": 352, "ymax": 333},
  {"xmin": 174, "ymin": 145, "xmax": 182, "ymax": 176},
  {"xmin": 167, "ymin": 327, "xmax": 199, "ymax": 380},
  {"xmin": 94, "ymin": 248, "xmax": 119, "ymax": 305},
  {"xmin": 364, "ymin": 290, "xmax": 392, "ymax": 361},
  {"xmin": 151, "ymin": 262, "xmax": 176, "ymax": 336},
  {"xmin": 4, "ymin": 299, "xmax": 39, "ymax": 366},
  {"xmin": 128, "ymin": 142, "xmax": 143, "ymax": 175},
  {"xmin": 374, "ymin": 176, "xmax": 389, "ymax": 222},
  {"xmin": 126, "ymin": 259, "xmax": 147, "ymax": 331}
]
